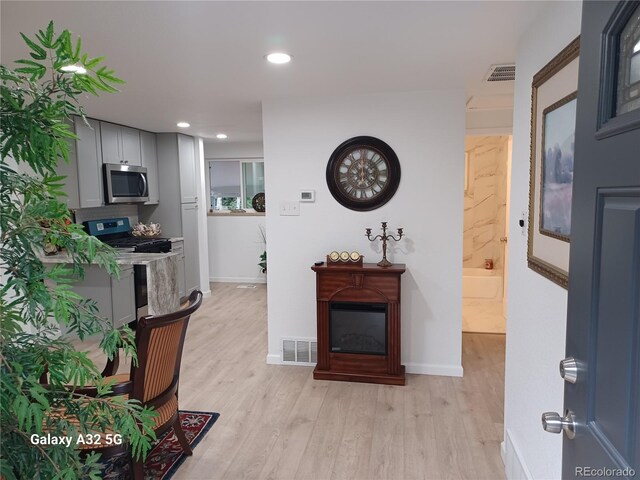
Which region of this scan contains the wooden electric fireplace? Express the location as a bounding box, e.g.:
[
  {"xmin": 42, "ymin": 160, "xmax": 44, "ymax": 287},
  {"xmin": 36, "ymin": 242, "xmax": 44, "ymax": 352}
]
[{"xmin": 311, "ymin": 262, "xmax": 406, "ymax": 385}]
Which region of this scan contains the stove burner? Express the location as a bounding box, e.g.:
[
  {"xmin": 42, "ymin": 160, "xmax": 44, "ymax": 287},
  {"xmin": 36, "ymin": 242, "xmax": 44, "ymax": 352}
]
[{"xmin": 104, "ymin": 237, "xmax": 172, "ymax": 253}]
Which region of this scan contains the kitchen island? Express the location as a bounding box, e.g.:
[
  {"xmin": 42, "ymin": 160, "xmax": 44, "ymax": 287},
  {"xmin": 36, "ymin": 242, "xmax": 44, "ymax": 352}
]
[{"xmin": 41, "ymin": 251, "xmax": 181, "ymax": 322}]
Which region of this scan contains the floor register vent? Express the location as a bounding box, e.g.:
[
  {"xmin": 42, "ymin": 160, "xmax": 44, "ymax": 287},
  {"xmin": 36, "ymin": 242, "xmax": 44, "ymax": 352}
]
[{"xmin": 282, "ymin": 338, "xmax": 317, "ymax": 365}]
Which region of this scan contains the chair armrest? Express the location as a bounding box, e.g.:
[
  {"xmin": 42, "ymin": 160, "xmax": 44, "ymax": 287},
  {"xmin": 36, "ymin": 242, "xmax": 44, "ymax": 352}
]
[
  {"xmin": 39, "ymin": 365, "xmax": 49, "ymax": 384},
  {"xmin": 100, "ymin": 325, "xmax": 136, "ymax": 376},
  {"xmin": 100, "ymin": 353, "xmax": 120, "ymax": 377},
  {"xmin": 73, "ymin": 378, "xmax": 132, "ymax": 397}
]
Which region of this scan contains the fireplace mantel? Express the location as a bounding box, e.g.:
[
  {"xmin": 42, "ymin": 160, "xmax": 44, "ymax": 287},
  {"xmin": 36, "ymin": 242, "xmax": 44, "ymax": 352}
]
[{"xmin": 311, "ymin": 262, "xmax": 406, "ymax": 385}]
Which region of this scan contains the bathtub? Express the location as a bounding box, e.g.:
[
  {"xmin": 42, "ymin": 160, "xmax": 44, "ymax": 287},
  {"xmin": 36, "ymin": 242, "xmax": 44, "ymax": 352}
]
[{"xmin": 463, "ymin": 267, "xmax": 503, "ymax": 300}]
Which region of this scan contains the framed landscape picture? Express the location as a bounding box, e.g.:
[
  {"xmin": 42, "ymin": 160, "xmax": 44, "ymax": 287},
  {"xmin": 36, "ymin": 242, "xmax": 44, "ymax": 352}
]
[
  {"xmin": 540, "ymin": 91, "xmax": 577, "ymax": 241},
  {"xmin": 527, "ymin": 37, "xmax": 580, "ymax": 289}
]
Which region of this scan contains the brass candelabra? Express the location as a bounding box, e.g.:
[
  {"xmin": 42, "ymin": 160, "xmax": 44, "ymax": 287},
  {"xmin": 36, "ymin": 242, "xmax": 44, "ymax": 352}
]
[{"xmin": 365, "ymin": 222, "xmax": 404, "ymax": 267}]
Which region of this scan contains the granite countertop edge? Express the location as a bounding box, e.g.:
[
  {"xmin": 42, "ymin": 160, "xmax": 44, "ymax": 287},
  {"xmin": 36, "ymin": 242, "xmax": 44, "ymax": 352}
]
[{"xmin": 39, "ymin": 251, "xmax": 180, "ymax": 266}]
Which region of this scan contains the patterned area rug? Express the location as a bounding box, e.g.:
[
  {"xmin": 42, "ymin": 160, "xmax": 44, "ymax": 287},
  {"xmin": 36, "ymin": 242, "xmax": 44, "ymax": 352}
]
[
  {"xmin": 102, "ymin": 410, "xmax": 219, "ymax": 480},
  {"xmin": 145, "ymin": 410, "xmax": 219, "ymax": 479}
]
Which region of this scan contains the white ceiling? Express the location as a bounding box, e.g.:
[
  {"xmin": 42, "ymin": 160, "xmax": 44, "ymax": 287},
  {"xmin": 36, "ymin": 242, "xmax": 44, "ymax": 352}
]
[{"xmin": 1, "ymin": 1, "xmax": 546, "ymax": 143}]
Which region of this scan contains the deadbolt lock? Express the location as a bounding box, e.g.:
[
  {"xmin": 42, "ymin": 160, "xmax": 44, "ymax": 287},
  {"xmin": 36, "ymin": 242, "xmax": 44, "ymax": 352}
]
[{"xmin": 559, "ymin": 356, "xmax": 578, "ymax": 384}]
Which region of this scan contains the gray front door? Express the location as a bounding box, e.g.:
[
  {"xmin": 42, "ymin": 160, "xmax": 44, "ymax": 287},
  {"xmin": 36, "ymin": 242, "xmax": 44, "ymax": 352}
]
[{"xmin": 562, "ymin": 1, "xmax": 640, "ymax": 478}]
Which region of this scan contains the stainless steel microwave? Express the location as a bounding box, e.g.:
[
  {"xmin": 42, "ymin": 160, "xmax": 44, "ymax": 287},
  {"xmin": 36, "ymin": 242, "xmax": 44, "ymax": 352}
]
[{"xmin": 103, "ymin": 164, "xmax": 149, "ymax": 204}]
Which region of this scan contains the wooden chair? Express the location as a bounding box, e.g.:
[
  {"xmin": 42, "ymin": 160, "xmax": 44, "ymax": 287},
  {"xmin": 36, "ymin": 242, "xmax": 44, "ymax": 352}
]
[{"xmin": 71, "ymin": 289, "xmax": 203, "ymax": 479}]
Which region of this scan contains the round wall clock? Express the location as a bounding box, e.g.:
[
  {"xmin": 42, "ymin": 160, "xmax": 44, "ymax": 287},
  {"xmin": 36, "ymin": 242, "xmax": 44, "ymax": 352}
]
[{"xmin": 326, "ymin": 136, "xmax": 401, "ymax": 211}]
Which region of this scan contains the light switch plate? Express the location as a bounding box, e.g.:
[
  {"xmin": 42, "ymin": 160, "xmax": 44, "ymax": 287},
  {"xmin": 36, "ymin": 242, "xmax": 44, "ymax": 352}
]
[{"xmin": 280, "ymin": 201, "xmax": 300, "ymax": 216}]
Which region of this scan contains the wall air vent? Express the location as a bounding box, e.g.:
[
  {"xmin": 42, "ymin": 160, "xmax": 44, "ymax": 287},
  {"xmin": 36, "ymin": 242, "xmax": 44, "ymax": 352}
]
[
  {"xmin": 486, "ymin": 64, "xmax": 516, "ymax": 82},
  {"xmin": 282, "ymin": 338, "xmax": 317, "ymax": 365}
]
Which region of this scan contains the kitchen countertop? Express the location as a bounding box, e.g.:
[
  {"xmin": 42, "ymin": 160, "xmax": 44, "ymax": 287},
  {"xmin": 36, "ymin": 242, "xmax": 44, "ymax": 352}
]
[
  {"xmin": 39, "ymin": 251, "xmax": 180, "ymax": 266},
  {"xmin": 167, "ymin": 237, "xmax": 184, "ymax": 243}
]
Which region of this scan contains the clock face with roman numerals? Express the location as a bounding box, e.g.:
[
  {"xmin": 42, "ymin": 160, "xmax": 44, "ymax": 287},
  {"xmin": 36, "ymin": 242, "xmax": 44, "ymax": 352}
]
[{"xmin": 326, "ymin": 136, "xmax": 401, "ymax": 211}]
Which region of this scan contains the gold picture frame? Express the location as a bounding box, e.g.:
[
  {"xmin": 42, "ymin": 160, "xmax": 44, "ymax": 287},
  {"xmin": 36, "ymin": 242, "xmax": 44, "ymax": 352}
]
[{"xmin": 527, "ymin": 37, "xmax": 580, "ymax": 289}]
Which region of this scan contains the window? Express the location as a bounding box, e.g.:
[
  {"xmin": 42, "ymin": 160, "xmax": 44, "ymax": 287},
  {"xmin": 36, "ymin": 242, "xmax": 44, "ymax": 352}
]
[
  {"xmin": 208, "ymin": 159, "xmax": 264, "ymax": 212},
  {"xmin": 616, "ymin": 4, "xmax": 640, "ymax": 116}
]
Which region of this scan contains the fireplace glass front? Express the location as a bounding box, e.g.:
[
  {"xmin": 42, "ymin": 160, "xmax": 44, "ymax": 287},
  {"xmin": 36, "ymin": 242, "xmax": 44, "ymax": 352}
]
[{"xmin": 330, "ymin": 302, "xmax": 387, "ymax": 355}]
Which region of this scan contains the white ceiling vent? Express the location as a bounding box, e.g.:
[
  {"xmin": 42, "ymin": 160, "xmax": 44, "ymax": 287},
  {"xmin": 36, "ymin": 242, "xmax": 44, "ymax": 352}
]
[
  {"xmin": 486, "ymin": 64, "xmax": 516, "ymax": 82},
  {"xmin": 282, "ymin": 338, "xmax": 317, "ymax": 365}
]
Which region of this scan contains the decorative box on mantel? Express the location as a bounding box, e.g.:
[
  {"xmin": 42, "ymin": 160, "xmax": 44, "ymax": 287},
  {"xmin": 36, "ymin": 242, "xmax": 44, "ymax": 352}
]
[{"xmin": 310, "ymin": 262, "xmax": 406, "ymax": 386}]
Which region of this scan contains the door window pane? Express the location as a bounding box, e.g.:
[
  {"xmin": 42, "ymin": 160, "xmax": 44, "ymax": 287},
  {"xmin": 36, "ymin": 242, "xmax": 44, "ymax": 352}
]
[{"xmin": 616, "ymin": 4, "xmax": 640, "ymax": 116}]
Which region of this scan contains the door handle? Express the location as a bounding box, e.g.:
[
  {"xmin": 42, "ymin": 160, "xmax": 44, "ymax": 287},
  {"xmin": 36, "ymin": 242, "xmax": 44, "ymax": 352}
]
[
  {"xmin": 542, "ymin": 410, "xmax": 576, "ymax": 439},
  {"xmin": 559, "ymin": 357, "xmax": 578, "ymax": 383}
]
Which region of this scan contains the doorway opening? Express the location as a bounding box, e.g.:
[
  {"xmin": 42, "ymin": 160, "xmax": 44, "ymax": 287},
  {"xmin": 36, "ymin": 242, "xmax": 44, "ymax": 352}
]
[{"xmin": 462, "ymin": 135, "xmax": 512, "ymax": 334}]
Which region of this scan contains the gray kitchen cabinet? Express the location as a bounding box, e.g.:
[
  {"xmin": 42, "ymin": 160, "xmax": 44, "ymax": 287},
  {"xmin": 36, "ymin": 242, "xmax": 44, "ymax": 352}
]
[
  {"xmin": 53, "ymin": 264, "xmax": 135, "ymax": 332},
  {"xmin": 140, "ymin": 134, "xmax": 183, "ymax": 236},
  {"xmin": 139, "ymin": 133, "xmax": 200, "ymax": 294},
  {"xmin": 57, "ymin": 117, "xmax": 104, "ymax": 209},
  {"xmin": 178, "ymin": 134, "xmax": 198, "ymax": 203},
  {"xmin": 121, "ymin": 127, "xmax": 142, "ymax": 166},
  {"xmin": 181, "ymin": 204, "xmax": 200, "ymax": 295},
  {"xmin": 140, "ymin": 131, "xmax": 159, "ymax": 204},
  {"xmin": 100, "ymin": 121, "xmax": 121, "ymax": 165},
  {"xmin": 110, "ymin": 265, "xmax": 135, "ymax": 328},
  {"xmin": 172, "ymin": 240, "xmax": 186, "ymax": 299},
  {"xmin": 100, "ymin": 121, "xmax": 141, "ymax": 166}
]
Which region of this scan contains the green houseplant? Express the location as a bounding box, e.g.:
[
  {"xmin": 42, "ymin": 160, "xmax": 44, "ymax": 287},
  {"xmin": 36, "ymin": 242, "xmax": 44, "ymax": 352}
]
[
  {"xmin": 258, "ymin": 225, "xmax": 266, "ymax": 274},
  {"xmin": 258, "ymin": 251, "xmax": 267, "ymax": 274},
  {"xmin": 1, "ymin": 23, "xmax": 156, "ymax": 479}
]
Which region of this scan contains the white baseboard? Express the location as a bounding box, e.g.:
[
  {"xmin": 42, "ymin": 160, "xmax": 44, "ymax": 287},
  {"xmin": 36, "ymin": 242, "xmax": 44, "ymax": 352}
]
[
  {"xmin": 266, "ymin": 353, "xmax": 281, "ymax": 365},
  {"xmin": 210, "ymin": 276, "xmax": 266, "ymax": 284},
  {"xmin": 404, "ymin": 362, "xmax": 464, "ymax": 377},
  {"xmin": 201, "ymin": 289, "xmax": 212, "ymax": 298},
  {"xmin": 502, "ymin": 428, "xmax": 533, "ymax": 480}
]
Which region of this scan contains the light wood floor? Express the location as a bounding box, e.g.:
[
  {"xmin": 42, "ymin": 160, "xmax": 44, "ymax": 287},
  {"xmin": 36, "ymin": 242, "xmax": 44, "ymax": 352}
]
[{"xmin": 82, "ymin": 283, "xmax": 507, "ymax": 480}]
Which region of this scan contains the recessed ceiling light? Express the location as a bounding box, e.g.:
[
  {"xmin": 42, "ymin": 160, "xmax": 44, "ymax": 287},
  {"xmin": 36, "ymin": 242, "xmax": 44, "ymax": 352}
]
[
  {"xmin": 265, "ymin": 52, "xmax": 292, "ymax": 64},
  {"xmin": 60, "ymin": 63, "xmax": 87, "ymax": 74},
  {"xmin": 216, "ymin": 133, "xmax": 228, "ymax": 139},
  {"xmin": 177, "ymin": 122, "xmax": 190, "ymax": 128}
]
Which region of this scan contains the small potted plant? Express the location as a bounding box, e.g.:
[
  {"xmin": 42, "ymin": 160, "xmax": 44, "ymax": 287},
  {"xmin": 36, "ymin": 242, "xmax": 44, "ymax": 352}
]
[
  {"xmin": 259, "ymin": 250, "xmax": 267, "ymax": 274},
  {"xmin": 258, "ymin": 225, "xmax": 267, "ymax": 275}
]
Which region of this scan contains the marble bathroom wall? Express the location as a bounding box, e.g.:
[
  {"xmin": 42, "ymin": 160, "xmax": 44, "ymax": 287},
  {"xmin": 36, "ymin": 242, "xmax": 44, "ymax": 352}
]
[{"xmin": 463, "ymin": 136, "xmax": 509, "ymax": 270}]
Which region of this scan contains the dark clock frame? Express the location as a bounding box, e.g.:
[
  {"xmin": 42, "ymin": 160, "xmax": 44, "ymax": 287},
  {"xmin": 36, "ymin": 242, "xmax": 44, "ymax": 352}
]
[{"xmin": 326, "ymin": 136, "xmax": 401, "ymax": 211}]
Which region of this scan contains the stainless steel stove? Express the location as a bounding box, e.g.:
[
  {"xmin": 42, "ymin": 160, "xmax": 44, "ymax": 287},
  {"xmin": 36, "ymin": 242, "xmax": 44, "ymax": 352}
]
[
  {"xmin": 84, "ymin": 217, "xmax": 172, "ymax": 319},
  {"xmin": 84, "ymin": 218, "xmax": 171, "ymax": 253}
]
